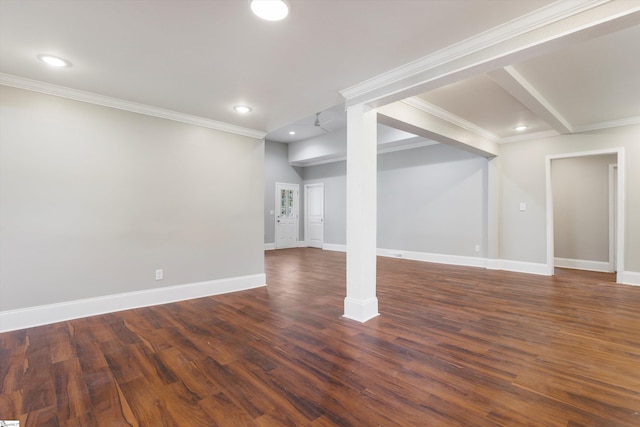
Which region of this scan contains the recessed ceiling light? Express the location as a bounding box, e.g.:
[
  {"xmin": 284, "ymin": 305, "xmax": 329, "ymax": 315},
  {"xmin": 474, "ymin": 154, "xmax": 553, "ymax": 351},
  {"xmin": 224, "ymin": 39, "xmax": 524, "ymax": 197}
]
[
  {"xmin": 514, "ymin": 125, "xmax": 528, "ymax": 131},
  {"xmin": 289, "ymin": 131, "xmax": 296, "ymax": 135},
  {"xmin": 234, "ymin": 105, "xmax": 252, "ymax": 114},
  {"xmin": 37, "ymin": 54, "xmax": 71, "ymax": 68},
  {"xmin": 251, "ymin": 0, "xmax": 289, "ymax": 21}
]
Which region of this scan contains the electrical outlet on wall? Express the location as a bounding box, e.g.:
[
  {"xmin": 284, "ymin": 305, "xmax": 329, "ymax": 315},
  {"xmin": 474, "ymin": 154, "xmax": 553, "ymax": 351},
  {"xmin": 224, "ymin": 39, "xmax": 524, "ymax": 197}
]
[
  {"xmin": 475, "ymin": 245, "xmax": 480, "ymax": 252},
  {"xmin": 155, "ymin": 269, "xmax": 163, "ymax": 280}
]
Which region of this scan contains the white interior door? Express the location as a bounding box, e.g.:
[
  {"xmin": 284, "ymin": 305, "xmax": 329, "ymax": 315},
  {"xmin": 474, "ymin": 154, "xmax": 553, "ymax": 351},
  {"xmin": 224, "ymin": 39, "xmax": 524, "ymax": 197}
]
[
  {"xmin": 305, "ymin": 183, "xmax": 324, "ymax": 248},
  {"xmin": 275, "ymin": 183, "xmax": 299, "ymax": 249}
]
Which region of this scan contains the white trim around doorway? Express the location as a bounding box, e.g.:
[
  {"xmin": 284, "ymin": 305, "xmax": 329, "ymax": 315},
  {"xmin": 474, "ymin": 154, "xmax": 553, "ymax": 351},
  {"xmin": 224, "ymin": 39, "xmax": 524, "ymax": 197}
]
[{"xmin": 545, "ymin": 148, "xmax": 625, "ymax": 283}]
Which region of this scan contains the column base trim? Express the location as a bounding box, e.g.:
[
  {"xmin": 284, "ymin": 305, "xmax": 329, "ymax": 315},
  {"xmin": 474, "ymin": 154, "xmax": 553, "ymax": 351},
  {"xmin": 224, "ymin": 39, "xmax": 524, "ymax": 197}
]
[{"xmin": 343, "ymin": 296, "xmax": 379, "ymax": 323}]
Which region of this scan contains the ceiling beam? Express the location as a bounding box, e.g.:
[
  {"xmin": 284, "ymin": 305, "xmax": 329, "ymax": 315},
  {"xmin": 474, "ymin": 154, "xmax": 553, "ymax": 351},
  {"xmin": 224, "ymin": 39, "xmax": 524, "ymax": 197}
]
[
  {"xmin": 377, "ymin": 102, "xmax": 498, "ymax": 158},
  {"xmin": 341, "ymin": 1, "xmax": 640, "ymax": 108},
  {"xmin": 488, "ymin": 66, "xmax": 573, "ymax": 134},
  {"xmin": 403, "ymin": 96, "xmax": 500, "ymax": 142}
]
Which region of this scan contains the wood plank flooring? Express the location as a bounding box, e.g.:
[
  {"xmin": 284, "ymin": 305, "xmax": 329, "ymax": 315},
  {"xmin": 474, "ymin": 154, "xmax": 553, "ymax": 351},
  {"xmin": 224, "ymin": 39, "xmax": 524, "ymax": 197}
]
[{"xmin": 1, "ymin": 248, "xmax": 640, "ymax": 426}]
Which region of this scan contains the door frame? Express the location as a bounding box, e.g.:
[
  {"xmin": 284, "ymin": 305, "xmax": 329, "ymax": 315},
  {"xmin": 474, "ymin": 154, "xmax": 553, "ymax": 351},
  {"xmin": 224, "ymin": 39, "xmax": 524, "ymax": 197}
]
[
  {"xmin": 545, "ymin": 148, "xmax": 625, "ymax": 282},
  {"xmin": 304, "ymin": 183, "xmax": 324, "ymax": 248},
  {"xmin": 275, "ymin": 182, "xmax": 299, "ymax": 249},
  {"xmin": 608, "ymin": 163, "xmax": 618, "ymax": 272}
]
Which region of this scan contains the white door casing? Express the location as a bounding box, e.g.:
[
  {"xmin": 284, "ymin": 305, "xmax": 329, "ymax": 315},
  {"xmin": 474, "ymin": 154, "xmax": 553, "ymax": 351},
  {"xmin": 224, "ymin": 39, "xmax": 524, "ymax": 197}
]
[
  {"xmin": 275, "ymin": 182, "xmax": 299, "ymax": 249},
  {"xmin": 305, "ymin": 183, "xmax": 324, "ymax": 248},
  {"xmin": 545, "ymin": 148, "xmax": 625, "ymax": 282},
  {"xmin": 609, "ymin": 164, "xmax": 618, "ymax": 272}
]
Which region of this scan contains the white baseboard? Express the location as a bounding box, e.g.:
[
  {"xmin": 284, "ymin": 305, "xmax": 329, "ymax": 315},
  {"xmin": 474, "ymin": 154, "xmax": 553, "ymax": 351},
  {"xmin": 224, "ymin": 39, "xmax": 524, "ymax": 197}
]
[
  {"xmin": 0, "ymin": 273, "xmax": 266, "ymax": 333},
  {"xmin": 377, "ymin": 248, "xmax": 486, "ymax": 268},
  {"xmin": 323, "ymin": 243, "xmax": 347, "ymax": 252},
  {"xmin": 485, "ymin": 258, "xmax": 502, "ymax": 270},
  {"xmin": 554, "ymin": 257, "xmax": 612, "ymax": 273},
  {"xmin": 498, "ymin": 259, "xmax": 551, "ymax": 276},
  {"xmin": 621, "ymin": 271, "xmax": 640, "ymax": 286},
  {"xmin": 265, "ymin": 241, "xmax": 306, "ymax": 250},
  {"xmin": 324, "ymin": 245, "xmax": 549, "ymax": 276}
]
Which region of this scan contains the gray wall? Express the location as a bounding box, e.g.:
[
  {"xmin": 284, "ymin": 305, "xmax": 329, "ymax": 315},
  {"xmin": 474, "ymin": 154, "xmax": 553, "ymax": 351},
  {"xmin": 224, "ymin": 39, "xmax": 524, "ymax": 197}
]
[
  {"xmin": 264, "ymin": 141, "xmax": 303, "ymax": 244},
  {"xmin": 301, "ymin": 144, "xmax": 486, "ymax": 256},
  {"xmin": 268, "ymin": 124, "xmax": 640, "ymax": 274},
  {"xmin": 552, "ymin": 154, "xmax": 616, "ymax": 262},
  {"xmin": 500, "ymin": 124, "xmax": 640, "ymax": 272},
  {"xmin": 377, "ymin": 144, "xmax": 486, "ymax": 256},
  {"xmin": 0, "ymin": 85, "xmax": 264, "ymax": 311}
]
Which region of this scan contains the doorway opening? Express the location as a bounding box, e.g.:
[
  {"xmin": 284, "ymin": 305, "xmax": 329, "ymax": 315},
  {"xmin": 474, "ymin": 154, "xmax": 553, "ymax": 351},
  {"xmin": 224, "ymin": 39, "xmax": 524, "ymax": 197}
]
[{"xmin": 545, "ymin": 148, "xmax": 625, "ymax": 283}]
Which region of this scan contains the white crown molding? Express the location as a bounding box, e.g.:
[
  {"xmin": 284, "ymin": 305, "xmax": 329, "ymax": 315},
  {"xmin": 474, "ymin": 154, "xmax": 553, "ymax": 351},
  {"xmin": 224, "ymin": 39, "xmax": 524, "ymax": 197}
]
[
  {"xmin": 398, "ymin": 96, "xmax": 639, "ymax": 146},
  {"xmin": 499, "ymin": 130, "xmax": 560, "ymax": 144},
  {"xmin": 573, "ymin": 116, "xmax": 640, "ymax": 133},
  {"xmin": 402, "ymin": 96, "xmax": 559, "ymax": 145},
  {"xmin": 288, "ymin": 135, "xmax": 438, "ymax": 167},
  {"xmin": 340, "ymin": 0, "xmax": 610, "ymax": 102},
  {"xmin": 402, "ymin": 97, "xmax": 500, "ymax": 142},
  {"xmin": 290, "ymin": 154, "xmax": 347, "ymax": 168},
  {"xmin": 499, "ymin": 118, "xmax": 640, "ymax": 143},
  {"xmin": 377, "ymin": 139, "xmax": 438, "ymax": 155},
  {"xmin": 399, "ymin": 95, "xmax": 640, "ymax": 146},
  {"xmin": 0, "ymin": 73, "xmax": 267, "ymax": 140}
]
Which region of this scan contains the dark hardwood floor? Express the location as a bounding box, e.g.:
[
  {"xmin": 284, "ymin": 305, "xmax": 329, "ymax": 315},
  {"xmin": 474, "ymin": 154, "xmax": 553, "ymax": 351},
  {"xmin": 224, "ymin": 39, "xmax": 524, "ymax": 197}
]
[{"xmin": 1, "ymin": 248, "xmax": 640, "ymax": 426}]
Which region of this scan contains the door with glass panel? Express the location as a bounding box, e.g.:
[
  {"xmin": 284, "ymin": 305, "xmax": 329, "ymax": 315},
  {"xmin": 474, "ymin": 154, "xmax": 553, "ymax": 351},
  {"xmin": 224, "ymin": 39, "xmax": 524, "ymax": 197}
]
[{"xmin": 275, "ymin": 182, "xmax": 299, "ymax": 249}]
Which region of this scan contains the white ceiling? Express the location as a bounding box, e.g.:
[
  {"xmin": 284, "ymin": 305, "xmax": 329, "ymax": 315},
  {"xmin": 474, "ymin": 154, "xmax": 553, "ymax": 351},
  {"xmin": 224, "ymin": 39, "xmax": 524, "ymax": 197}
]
[
  {"xmin": 1, "ymin": 0, "xmax": 639, "ymax": 146},
  {"xmin": 271, "ymin": 9, "xmax": 640, "ymax": 144},
  {"xmin": 417, "ymin": 74, "xmax": 554, "ymax": 139},
  {"xmin": 415, "ymin": 22, "xmax": 640, "ymax": 143},
  {"xmin": 512, "ymin": 23, "xmax": 640, "ymax": 129}
]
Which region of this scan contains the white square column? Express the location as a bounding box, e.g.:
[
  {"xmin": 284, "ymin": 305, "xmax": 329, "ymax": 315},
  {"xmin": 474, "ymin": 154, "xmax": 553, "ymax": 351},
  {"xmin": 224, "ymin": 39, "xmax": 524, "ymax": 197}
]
[{"xmin": 344, "ymin": 104, "xmax": 379, "ymax": 322}]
